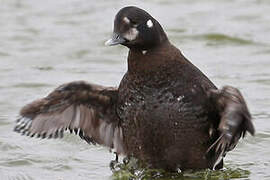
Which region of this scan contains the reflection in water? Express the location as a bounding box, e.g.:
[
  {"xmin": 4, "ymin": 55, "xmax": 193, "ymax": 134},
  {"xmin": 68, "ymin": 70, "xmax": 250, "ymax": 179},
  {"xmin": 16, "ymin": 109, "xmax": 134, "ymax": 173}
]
[{"xmin": 0, "ymin": 0, "xmax": 270, "ymax": 179}]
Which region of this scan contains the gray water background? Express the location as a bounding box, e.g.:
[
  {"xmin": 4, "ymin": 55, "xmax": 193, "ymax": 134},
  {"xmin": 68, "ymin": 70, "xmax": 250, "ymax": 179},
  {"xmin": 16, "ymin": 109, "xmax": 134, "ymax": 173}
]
[{"xmin": 0, "ymin": 0, "xmax": 269, "ymax": 179}]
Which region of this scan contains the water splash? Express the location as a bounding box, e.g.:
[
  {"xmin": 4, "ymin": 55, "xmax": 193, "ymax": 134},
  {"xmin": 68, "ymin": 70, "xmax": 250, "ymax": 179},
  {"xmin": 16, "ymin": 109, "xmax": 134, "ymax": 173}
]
[{"xmin": 110, "ymin": 158, "xmax": 250, "ymax": 180}]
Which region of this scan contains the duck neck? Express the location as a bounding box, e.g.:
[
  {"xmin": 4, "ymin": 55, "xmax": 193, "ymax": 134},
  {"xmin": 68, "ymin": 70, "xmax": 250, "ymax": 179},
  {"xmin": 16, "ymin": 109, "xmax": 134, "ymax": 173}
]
[{"xmin": 127, "ymin": 40, "xmax": 178, "ymax": 78}]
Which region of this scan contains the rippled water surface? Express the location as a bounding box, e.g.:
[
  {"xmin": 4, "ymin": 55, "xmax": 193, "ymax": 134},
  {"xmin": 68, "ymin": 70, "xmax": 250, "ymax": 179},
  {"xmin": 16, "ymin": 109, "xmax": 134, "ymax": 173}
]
[{"xmin": 1, "ymin": 0, "xmax": 269, "ymax": 179}]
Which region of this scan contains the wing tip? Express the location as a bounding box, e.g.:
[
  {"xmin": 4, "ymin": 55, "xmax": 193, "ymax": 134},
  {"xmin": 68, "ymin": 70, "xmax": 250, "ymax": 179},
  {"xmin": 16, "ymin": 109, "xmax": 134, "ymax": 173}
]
[
  {"xmin": 14, "ymin": 116, "xmax": 66, "ymax": 139},
  {"xmin": 14, "ymin": 116, "xmax": 32, "ymax": 134},
  {"xmin": 246, "ymin": 121, "xmax": 255, "ymax": 136},
  {"xmin": 15, "ymin": 116, "xmax": 96, "ymax": 143}
]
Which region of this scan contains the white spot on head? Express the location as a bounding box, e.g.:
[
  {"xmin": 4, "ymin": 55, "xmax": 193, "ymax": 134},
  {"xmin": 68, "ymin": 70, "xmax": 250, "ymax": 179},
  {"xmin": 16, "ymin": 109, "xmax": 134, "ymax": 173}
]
[
  {"xmin": 142, "ymin": 50, "xmax": 147, "ymax": 55},
  {"xmin": 123, "ymin": 17, "xmax": 130, "ymax": 24},
  {"xmin": 123, "ymin": 28, "xmax": 139, "ymax": 41},
  {"xmin": 146, "ymin": 19, "xmax": 153, "ymax": 28}
]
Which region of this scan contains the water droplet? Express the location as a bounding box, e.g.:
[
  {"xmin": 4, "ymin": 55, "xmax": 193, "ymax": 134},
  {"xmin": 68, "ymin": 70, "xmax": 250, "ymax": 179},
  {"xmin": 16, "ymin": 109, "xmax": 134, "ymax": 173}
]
[{"xmin": 177, "ymin": 95, "xmax": 184, "ymax": 101}]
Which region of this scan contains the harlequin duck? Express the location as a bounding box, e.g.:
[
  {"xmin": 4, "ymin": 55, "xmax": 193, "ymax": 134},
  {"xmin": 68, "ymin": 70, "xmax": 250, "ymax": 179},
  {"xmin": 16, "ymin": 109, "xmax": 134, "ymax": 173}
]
[{"xmin": 14, "ymin": 6, "xmax": 255, "ymax": 171}]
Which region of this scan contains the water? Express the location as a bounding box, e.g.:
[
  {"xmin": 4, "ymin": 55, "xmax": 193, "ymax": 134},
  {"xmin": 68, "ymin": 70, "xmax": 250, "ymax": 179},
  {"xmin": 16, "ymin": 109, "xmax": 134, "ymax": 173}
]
[{"xmin": 0, "ymin": 0, "xmax": 269, "ymax": 179}]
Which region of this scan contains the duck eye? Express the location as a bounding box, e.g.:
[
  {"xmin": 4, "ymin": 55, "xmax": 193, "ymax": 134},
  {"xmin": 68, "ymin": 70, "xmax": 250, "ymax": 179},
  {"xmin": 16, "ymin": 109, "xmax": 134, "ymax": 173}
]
[{"xmin": 129, "ymin": 19, "xmax": 138, "ymax": 26}]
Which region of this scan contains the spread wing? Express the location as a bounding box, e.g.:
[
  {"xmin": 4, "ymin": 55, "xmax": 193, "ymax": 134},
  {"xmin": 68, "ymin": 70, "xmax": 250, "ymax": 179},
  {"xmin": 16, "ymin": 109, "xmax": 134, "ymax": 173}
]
[
  {"xmin": 207, "ymin": 86, "xmax": 255, "ymax": 169},
  {"xmin": 14, "ymin": 81, "xmax": 124, "ymax": 154}
]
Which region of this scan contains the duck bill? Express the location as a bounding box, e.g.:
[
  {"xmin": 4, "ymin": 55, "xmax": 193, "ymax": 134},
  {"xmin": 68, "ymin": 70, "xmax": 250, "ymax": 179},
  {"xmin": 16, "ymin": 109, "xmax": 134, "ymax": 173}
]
[{"xmin": 105, "ymin": 33, "xmax": 126, "ymax": 46}]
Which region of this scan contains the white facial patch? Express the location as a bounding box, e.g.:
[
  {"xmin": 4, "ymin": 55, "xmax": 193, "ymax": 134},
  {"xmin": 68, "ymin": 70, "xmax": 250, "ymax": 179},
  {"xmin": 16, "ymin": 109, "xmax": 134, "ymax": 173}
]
[
  {"xmin": 142, "ymin": 50, "xmax": 147, "ymax": 55},
  {"xmin": 123, "ymin": 17, "xmax": 130, "ymax": 24},
  {"xmin": 146, "ymin": 19, "xmax": 153, "ymax": 28},
  {"xmin": 123, "ymin": 27, "xmax": 139, "ymax": 41}
]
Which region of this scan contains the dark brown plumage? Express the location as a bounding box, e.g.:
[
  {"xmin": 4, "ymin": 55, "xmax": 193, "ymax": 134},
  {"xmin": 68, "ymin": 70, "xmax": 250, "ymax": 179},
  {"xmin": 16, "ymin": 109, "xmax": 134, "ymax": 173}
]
[
  {"xmin": 15, "ymin": 81, "xmax": 124, "ymax": 154},
  {"xmin": 14, "ymin": 6, "xmax": 254, "ymax": 171}
]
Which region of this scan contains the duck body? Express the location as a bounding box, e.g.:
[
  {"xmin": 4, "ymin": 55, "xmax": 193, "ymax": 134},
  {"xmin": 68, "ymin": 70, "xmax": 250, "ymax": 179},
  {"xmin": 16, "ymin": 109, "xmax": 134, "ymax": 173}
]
[{"xmin": 117, "ymin": 42, "xmax": 219, "ymax": 170}]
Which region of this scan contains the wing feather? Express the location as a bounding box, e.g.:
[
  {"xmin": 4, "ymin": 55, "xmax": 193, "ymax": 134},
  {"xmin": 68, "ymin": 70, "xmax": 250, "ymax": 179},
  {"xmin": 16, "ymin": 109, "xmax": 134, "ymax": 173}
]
[
  {"xmin": 207, "ymin": 86, "xmax": 255, "ymax": 169},
  {"xmin": 14, "ymin": 81, "xmax": 124, "ymax": 154}
]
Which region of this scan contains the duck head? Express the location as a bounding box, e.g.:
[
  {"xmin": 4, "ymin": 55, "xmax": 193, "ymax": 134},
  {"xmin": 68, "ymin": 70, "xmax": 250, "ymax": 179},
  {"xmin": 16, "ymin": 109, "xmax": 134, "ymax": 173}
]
[{"xmin": 105, "ymin": 6, "xmax": 168, "ymax": 50}]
